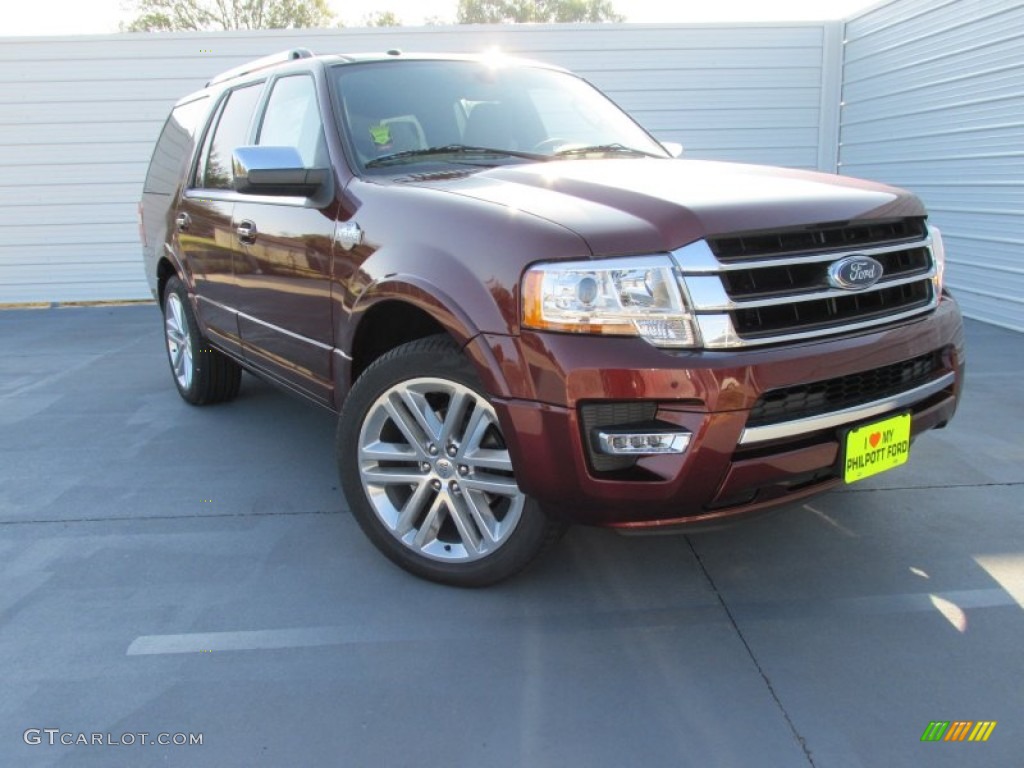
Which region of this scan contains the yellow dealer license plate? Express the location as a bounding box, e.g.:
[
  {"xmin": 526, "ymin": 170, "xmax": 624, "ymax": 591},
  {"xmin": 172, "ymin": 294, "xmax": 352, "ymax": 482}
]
[{"xmin": 843, "ymin": 412, "xmax": 911, "ymax": 484}]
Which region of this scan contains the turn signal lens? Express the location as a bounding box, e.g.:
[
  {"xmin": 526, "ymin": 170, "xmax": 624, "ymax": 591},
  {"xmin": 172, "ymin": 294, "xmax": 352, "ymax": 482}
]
[{"xmin": 929, "ymin": 225, "xmax": 946, "ymax": 295}]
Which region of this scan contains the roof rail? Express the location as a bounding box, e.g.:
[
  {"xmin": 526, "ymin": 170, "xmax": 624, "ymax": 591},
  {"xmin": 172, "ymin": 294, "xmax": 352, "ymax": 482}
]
[{"xmin": 207, "ymin": 48, "xmax": 314, "ymax": 87}]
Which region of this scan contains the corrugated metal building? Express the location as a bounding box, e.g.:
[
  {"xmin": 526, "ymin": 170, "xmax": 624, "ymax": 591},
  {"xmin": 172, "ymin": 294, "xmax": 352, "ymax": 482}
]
[
  {"xmin": 0, "ymin": 0, "xmax": 1021, "ymax": 334},
  {"xmin": 840, "ymin": 0, "xmax": 1024, "ymax": 332}
]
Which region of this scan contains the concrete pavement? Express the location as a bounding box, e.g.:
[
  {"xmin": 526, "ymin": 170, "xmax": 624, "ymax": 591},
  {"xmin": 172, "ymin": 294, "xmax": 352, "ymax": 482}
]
[{"xmin": 1, "ymin": 305, "xmax": 1021, "ymax": 767}]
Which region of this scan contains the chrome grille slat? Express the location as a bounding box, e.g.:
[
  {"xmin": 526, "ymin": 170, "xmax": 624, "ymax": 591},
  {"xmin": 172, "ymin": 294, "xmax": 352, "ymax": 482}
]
[
  {"xmin": 687, "ymin": 270, "xmax": 935, "ymax": 312},
  {"xmin": 678, "ymin": 238, "xmax": 936, "ymax": 274}
]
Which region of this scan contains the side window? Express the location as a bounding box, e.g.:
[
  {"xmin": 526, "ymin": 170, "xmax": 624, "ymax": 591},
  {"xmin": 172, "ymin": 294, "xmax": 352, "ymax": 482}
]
[
  {"xmin": 257, "ymin": 75, "xmax": 326, "ymax": 167},
  {"xmin": 200, "ymin": 83, "xmax": 262, "ymax": 189},
  {"xmin": 144, "ymin": 96, "xmax": 209, "ymax": 195}
]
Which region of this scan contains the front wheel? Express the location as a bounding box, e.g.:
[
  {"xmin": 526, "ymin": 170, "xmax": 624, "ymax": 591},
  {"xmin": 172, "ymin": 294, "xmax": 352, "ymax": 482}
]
[{"xmin": 337, "ymin": 336, "xmax": 562, "ymax": 586}]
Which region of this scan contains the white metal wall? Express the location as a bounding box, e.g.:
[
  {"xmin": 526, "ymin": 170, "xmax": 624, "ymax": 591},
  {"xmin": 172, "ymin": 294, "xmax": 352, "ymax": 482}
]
[
  {"xmin": 840, "ymin": 0, "xmax": 1024, "ymax": 332},
  {"xmin": 0, "ymin": 23, "xmax": 840, "ymax": 303}
]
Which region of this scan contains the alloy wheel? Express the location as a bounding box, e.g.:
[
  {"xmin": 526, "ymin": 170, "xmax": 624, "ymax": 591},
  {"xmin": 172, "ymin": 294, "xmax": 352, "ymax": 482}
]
[{"xmin": 356, "ymin": 377, "xmax": 525, "ymax": 563}]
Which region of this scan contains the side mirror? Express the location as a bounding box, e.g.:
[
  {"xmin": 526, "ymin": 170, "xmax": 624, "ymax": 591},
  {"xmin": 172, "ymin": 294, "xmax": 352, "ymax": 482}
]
[
  {"xmin": 232, "ymin": 146, "xmax": 329, "ymax": 196},
  {"xmin": 660, "ymin": 141, "xmax": 684, "ymax": 158}
]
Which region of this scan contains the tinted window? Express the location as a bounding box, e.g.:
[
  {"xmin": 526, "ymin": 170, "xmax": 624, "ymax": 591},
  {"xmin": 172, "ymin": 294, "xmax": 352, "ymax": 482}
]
[
  {"xmin": 144, "ymin": 96, "xmax": 209, "ymax": 195},
  {"xmin": 257, "ymin": 75, "xmax": 326, "ymax": 167},
  {"xmin": 201, "ymin": 83, "xmax": 262, "ymax": 189}
]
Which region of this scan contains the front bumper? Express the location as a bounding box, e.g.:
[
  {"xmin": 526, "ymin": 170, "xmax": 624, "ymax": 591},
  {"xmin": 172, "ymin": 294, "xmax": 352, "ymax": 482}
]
[{"xmin": 469, "ymin": 296, "xmax": 965, "ymax": 527}]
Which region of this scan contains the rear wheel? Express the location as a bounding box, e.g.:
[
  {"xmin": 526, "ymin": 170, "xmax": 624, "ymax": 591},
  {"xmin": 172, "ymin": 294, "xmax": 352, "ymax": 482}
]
[
  {"xmin": 162, "ymin": 276, "xmax": 241, "ymax": 405},
  {"xmin": 338, "ymin": 336, "xmax": 561, "ymax": 586}
]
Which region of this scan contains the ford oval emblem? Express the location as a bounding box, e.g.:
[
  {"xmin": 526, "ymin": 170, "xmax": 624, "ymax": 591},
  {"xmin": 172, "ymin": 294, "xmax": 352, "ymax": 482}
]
[{"xmin": 828, "ymin": 255, "xmax": 884, "ymax": 291}]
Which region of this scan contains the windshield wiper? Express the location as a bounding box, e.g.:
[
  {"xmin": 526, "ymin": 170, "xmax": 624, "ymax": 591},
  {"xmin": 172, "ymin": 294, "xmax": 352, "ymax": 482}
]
[
  {"xmin": 552, "ymin": 143, "xmax": 664, "ymax": 159},
  {"xmin": 365, "ymin": 144, "xmax": 547, "ymax": 168}
]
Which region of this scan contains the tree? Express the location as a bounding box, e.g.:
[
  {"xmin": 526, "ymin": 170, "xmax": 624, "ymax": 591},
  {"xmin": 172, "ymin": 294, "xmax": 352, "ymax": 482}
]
[
  {"xmin": 456, "ymin": 0, "xmax": 624, "ymax": 24},
  {"xmin": 363, "ymin": 10, "xmax": 402, "ymax": 27},
  {"xmin": 121, "ymin": 0, "xmax": 334, "ymax": 32}
]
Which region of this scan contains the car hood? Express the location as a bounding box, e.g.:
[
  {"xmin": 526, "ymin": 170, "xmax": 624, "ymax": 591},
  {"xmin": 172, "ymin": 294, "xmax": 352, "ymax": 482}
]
[{"xmin": 406, "ymin": 158, "xmax": 925, "ymax": 256}]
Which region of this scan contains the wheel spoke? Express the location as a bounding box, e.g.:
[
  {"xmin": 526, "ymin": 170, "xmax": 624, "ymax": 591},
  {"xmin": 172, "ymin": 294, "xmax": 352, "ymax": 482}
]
[
  {"xmin": 362, "ymin": 466, "xmax": 426, "ymax": 486},
  {"xmin": 395, "ymin": 480, "xmax": 432, "ymax": 536},
  {"xmin": 462, "ymin": 489, "xmax": 500, "ymax": 546},
  {"xmin": 447, "ymin": 493, "xmax": 483, "ymax": 555},
  {"xmin": 463, "ymin": 447, "xmax": 513, "ymax": 472},
  {"xmin": 398, "ymin": 388, "xmax": 444, "ymax": 443},
  {"xmin": 438, "ymin": 390, "xmax": 471, "ymax": 448},
  {"xmin": 181, "ymin": 343, "xmax": 193, "ymax": 384},
  {"xmin": 382, "ymin": 397, "xmax": 429, "ymax": 455},
  {"xmin": 460, "ymin": 474, "xmax": 520, "ymax": 497},
  {"xmin": 171, "ymin": 297, "xmax": 185, "ymax": 334},
  {"xmin": 461, "ymin": 401, "xmax": 492, "ymax": 452},
  {"xmin": 413, "ymin": 494, "xmax": 447, "ymax": 550},
  {"xmin": 360, "ymin": 440, "xmax": 418, "ymax": 463}
]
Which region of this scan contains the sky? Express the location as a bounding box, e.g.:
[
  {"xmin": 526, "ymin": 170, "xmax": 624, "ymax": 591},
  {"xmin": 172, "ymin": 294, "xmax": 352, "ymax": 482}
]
[{"xmin": 4, "ymin": 0, "xmax": 882, "ymax": 36}]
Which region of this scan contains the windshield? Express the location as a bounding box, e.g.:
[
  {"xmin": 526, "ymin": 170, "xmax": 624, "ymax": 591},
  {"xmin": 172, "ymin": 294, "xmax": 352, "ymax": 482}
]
[{"xmin": 330, "ymin": 59, "xmax": 668, "ymax": 173}]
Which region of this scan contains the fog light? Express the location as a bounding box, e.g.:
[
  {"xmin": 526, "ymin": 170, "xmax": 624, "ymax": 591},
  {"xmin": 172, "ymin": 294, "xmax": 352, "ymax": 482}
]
[{"xmin": 596, "ymin": 429, "xmax": 691, "ymax": 455}]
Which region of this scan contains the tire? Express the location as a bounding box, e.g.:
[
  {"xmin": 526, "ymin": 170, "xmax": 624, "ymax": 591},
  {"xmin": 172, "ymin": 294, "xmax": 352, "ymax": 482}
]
[
  {"xmin": 337, "ymin": 335, "xmax": 562, "ymax": 587},
  {"xmin": 162, "ymin": 276, "xmax": 241, "ymax": 405}
]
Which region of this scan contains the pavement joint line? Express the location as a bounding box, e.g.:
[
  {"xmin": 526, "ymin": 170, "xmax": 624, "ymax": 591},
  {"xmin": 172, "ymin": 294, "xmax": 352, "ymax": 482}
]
[
  {"xmin": 122, "ymin": 586, "xmax": 1018, "ymax": 656},
  {"xmin": 685, "ymin": 534, "xmax": 818, "ymax": 768},
  {"xmin": 0, "ymin": 509, "xmax": 345, "ymax": 526}
]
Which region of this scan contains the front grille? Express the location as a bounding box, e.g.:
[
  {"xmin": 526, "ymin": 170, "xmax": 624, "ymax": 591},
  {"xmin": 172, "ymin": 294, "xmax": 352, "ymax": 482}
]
[
  {"xmin": 747, "ymin": 351, "xmax": 944, "ymax": 427},
  {"xmin": 675, "ymin": 217, "xmax": 940, "ymax": 348}
]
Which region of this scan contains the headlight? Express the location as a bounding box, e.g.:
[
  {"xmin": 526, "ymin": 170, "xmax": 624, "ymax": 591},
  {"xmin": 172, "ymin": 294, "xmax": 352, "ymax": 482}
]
[
  {"xmin": 521, "ymin": 255, "xmax": 701, "ymax": 348},
  {"xmin": 929, "ymin": 225, "xmax": 946, "ymax": 294}
]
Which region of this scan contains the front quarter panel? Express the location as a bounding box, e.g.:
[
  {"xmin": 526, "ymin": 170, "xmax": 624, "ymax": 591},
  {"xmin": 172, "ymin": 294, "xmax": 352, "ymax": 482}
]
[{"xmin": 333, "ymin": 178, "xmax": 591, "ymax": 386}]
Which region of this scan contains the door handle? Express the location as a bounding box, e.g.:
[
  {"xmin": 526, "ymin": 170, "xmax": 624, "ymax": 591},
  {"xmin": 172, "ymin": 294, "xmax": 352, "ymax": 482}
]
[
  {"xmin": 236, "ymin": 220, "xmax": 257, "ymax": 245},
  {"xmin": 175, "ymin": 212, "xmax": 191, "ymax": 232}
]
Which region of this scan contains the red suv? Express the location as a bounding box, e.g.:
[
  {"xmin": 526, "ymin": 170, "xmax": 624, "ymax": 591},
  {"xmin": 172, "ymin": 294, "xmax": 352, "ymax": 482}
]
[{"xmin": 140, "ymin": 49, "xmax": 964, "ymax": 585}]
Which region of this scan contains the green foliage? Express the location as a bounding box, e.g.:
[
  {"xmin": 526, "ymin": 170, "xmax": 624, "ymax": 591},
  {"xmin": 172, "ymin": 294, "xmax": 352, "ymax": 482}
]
[
  {"xmin": 456, "ymin": 0, "xmax": 624, "ymax": 24},
  {"xmin": 120, "ymin": 0, "xmax": 335, "ymax": 32},
  {"xmin": 363, "ymin": 10, "xmax": 402, "ymax": 27}
]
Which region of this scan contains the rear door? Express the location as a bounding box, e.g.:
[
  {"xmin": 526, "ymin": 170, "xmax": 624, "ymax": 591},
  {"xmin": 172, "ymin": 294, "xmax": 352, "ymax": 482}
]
[
  {"xmin": 176, "ymin": 82, "xmax": 263, "ymax": 356},
  {"xmin": 232, "ymin": 73, "xmax": 336, "ymax": 404}
]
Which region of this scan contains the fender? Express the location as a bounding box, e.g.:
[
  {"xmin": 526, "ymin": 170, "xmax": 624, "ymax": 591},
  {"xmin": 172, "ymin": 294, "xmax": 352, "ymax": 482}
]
[
  {"xmin": 160, "ymin": 242, "xmax": 192, "ymax": 294},
  {"xmin": 344, "ymin": 269, "xmax": 516, "ymax": 401}
]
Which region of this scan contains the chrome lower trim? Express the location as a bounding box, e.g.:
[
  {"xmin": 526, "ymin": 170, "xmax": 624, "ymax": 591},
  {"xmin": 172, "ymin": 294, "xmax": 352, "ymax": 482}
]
[
  {"xmin": 196, "ymin": 295, "xmax": 333, "ymax": 352},
  {"xmin": 738, "ymin": 371, "xmax": 956, "ymax": 445}
]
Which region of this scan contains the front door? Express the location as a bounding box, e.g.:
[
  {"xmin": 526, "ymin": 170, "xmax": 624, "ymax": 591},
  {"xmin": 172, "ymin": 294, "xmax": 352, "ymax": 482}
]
[{"xmin": 232, "ymin": 74, "xmax": 336, "ymax": 404}]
